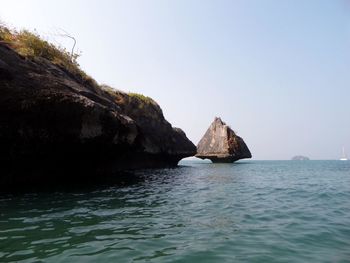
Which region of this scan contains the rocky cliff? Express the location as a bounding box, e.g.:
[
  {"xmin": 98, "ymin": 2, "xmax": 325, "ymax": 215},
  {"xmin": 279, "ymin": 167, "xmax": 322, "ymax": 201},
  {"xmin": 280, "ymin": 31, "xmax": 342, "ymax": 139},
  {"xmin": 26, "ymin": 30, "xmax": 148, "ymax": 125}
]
[
  {"xmin": 196, "ymin": 117, "xmax": 251, "ymax": 163},
  {"xmin": 0, "ymin": 42, "xmax": 196, "ymax": 188}
]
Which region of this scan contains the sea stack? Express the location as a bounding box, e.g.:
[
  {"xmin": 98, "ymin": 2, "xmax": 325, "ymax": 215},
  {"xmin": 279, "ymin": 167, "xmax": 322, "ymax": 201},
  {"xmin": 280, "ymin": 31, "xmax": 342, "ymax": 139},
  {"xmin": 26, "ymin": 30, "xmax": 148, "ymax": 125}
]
[{"xmin": 196, "ymin": 117, "xmax": 252, "ymax": 163}]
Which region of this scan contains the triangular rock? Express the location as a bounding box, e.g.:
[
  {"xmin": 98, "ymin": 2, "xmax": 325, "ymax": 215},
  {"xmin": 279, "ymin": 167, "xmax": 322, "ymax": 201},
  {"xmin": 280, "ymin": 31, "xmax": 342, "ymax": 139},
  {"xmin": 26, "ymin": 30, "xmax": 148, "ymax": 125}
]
[{"xmin": 196, "ymin": 117, "xmax": 252, "ymax": 163}]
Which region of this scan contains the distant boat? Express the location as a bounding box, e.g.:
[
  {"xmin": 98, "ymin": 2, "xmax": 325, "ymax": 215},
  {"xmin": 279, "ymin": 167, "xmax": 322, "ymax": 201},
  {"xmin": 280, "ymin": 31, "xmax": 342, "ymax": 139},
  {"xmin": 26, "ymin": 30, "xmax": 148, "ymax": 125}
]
[{"xmin": 340, "ymin": 146, "xmax": 348, "ymax": 161}]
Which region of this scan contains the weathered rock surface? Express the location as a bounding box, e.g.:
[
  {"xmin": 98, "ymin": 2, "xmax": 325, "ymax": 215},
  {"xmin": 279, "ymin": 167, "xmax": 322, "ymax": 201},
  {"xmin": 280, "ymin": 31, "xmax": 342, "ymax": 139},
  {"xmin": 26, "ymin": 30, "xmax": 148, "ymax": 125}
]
[
  {"xmin": 196, "ymin": 117, "xmax": 252, "ymax": 163},
  {"xmin": 0, "ymin": 43, "xmax": 196, "ymax": 189}
]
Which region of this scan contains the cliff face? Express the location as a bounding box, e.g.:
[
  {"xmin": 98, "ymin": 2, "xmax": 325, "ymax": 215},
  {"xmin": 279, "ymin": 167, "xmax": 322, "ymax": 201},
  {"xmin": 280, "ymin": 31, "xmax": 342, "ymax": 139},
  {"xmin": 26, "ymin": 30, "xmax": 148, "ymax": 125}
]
[
  {"xmin": 196, "ymin": 117, "xmax": 251, "ymax": 163},
  {"xmin": 0, "ymin": 43, "xmax": 196, "ymax": 188}
]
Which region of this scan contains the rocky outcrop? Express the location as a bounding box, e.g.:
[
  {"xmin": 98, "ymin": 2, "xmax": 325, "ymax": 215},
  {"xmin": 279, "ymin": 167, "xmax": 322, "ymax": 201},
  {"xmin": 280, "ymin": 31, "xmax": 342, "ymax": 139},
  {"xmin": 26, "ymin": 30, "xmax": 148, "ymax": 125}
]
[
  {"xmin": 0, "ymin": 43, "xmax": 196, "ymax": 189},
  {"xmin": 196, "ymin": 117, "xmax": 251, "ymax": 163}
]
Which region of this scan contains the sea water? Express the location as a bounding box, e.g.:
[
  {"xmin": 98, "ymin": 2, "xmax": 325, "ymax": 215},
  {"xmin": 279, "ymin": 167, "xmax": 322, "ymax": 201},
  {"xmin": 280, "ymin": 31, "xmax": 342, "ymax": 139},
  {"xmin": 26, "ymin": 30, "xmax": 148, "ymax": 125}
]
[{"xmin": 1, "ymin": 160, "xmax": 350, "ymax": 262}]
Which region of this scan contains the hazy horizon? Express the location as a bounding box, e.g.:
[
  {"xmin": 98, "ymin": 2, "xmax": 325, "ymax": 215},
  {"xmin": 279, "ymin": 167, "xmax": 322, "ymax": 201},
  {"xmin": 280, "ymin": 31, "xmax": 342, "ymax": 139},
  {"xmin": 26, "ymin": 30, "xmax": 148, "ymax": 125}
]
[{"xmin": 1, "ymin": 0, "xmax": 349, "ymax": 160}]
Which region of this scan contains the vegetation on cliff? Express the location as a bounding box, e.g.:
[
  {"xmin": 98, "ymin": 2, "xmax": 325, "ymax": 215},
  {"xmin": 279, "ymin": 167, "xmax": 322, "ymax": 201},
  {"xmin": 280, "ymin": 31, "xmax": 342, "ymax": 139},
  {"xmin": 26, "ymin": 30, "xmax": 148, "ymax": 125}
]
[
  {"xmin": 0, "ymin": 23, "xmax": 196, "ymax": 189},
  {"xmin": 0, "ymin": 24, "xmax": 96, "ymax": 86},
  {"xmin": 127, "ymin": 93, "xmax": 156, "ymax": 105},
  {"xmin": 0, "ymin": 24, "xmax": 158, "ymax": 110}
]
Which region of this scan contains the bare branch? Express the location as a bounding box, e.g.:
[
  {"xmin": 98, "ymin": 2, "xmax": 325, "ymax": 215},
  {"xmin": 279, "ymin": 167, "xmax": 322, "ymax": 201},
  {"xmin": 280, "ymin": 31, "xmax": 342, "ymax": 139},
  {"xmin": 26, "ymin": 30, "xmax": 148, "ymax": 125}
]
[{"xmin": 55, "ymin": 28, "xmax": 77, "ymax": 60}]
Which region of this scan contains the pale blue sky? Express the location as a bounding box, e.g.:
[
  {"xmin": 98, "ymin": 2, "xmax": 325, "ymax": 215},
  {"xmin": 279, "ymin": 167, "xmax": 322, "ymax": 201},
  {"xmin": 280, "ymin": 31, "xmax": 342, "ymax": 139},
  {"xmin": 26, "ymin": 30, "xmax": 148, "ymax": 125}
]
[{"xmin": 1, "ymin": 0, "xmax": 350, "ymax": 160}]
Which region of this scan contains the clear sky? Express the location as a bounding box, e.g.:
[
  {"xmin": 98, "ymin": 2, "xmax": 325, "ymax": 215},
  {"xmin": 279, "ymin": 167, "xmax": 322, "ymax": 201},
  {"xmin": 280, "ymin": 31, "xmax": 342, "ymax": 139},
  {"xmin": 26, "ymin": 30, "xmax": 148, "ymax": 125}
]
[{"xmin": 1, "ymin": 0, "xmax": 350, "ymax": 160}]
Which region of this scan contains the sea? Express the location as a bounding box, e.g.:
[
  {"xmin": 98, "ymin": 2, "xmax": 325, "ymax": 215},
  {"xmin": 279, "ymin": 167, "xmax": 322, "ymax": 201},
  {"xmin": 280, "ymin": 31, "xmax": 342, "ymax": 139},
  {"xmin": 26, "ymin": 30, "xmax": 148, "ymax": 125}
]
[{"xmin": 1, "ymin": 160, "xmax": 350, "ymax": 263}]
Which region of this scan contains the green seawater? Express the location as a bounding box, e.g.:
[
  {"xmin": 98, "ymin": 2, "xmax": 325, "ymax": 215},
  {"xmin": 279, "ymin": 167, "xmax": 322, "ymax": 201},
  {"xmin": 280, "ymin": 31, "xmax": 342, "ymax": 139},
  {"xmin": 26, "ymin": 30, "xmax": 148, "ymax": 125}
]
[{"xmin": 1, "ymin": 161, "xmax": 350, "ymax": 262}]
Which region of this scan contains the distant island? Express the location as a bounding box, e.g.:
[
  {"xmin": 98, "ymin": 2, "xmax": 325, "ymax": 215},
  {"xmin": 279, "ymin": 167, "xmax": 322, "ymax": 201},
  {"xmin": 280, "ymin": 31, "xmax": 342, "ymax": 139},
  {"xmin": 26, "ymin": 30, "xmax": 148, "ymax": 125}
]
[{"xmin": 292, "ymin": 156, "xmax": 310, "ymax": 161}]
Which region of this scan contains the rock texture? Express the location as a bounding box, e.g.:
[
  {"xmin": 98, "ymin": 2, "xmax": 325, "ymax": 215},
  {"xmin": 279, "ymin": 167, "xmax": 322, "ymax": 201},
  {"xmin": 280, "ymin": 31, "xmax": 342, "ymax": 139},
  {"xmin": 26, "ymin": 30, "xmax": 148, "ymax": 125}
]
[
  {"xmin": 196, "ymin": 117, "xmax": 251, "ymax": 163},
  {"xmin": 0, "ymin": 43, "xmax": 196, "ymax": 189}
]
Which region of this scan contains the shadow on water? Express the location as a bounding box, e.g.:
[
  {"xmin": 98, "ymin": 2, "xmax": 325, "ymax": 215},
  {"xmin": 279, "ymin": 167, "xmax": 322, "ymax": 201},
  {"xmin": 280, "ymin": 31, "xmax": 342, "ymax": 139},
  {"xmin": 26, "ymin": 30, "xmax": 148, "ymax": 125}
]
[
  {"xmin": 180, "ymin": 159, "xmax": 254, "ymax": 167},
  {"xmin": 0, "ymin": 165, "xmax": 200, "ymax": 262},
  {"xmin": 0, "ymin": 165, "xmax": 197, "ymax": 195}
]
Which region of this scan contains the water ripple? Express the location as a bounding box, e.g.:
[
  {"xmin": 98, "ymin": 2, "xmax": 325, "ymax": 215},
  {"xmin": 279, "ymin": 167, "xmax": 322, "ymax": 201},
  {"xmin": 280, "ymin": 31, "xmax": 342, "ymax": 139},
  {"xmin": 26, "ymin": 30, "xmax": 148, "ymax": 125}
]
[{"xmin": 0, "ymin": 161, "xmax": 350, "ymax": 262}]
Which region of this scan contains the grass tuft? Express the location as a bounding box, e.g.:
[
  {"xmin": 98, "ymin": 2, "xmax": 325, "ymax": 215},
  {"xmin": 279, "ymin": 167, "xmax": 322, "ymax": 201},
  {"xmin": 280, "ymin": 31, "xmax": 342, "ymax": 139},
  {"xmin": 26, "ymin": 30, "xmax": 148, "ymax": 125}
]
[
  {"xmin": 127, "ymin": 92, "xmax": 156, "ymax": 105},
  {"xmin": 0, "ymin": 24, "xmax": 96, "ymax": 86}
]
